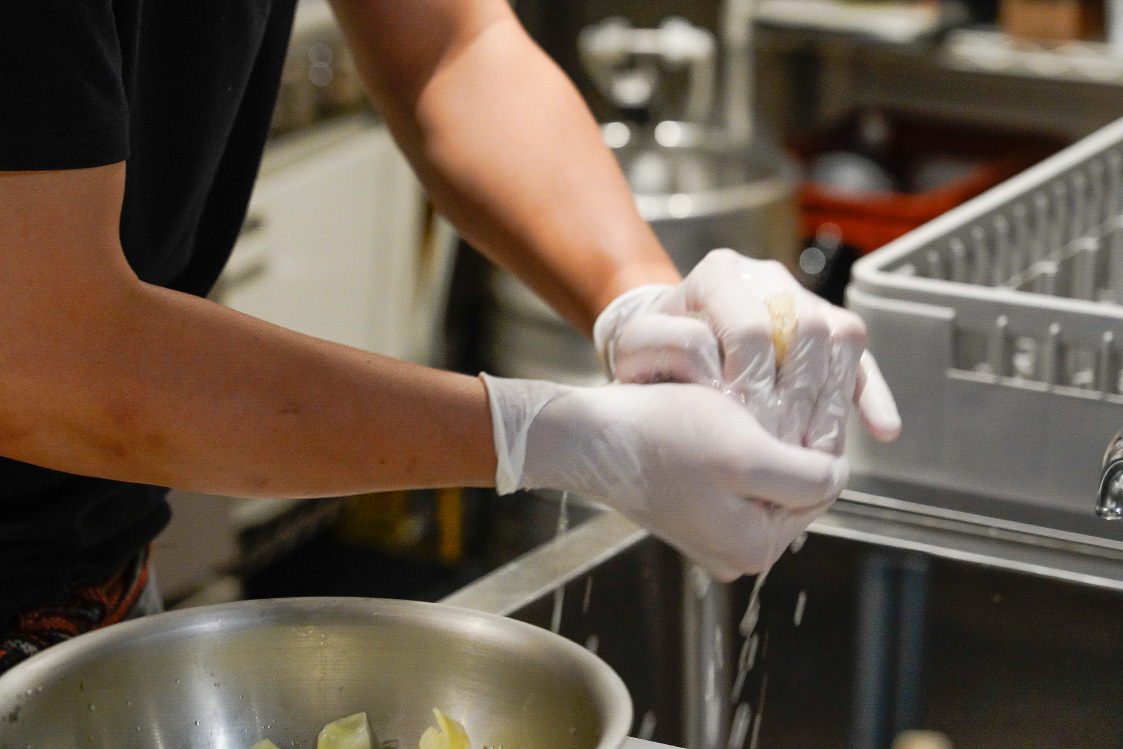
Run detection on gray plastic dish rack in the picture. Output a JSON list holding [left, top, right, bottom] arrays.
[[846, 116, 1123, 543]]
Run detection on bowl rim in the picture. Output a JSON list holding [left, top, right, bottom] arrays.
[[0, 596, 634, 749]]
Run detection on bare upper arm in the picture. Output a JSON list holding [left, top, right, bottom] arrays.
[[0, 163, 135, 287], [0, 164, 141, 384], [327, 0, 516, 113]]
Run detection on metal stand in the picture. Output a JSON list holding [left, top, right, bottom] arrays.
[[683, 565, 733, 749], [849, 549, 932, 749]]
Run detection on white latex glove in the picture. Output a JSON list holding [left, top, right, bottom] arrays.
[[593, 249, 902, 454], [481, 373, 849, 580]]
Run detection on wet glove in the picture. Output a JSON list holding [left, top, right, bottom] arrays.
[[481, 373, 849, 580], [593, 249, 901, 454]]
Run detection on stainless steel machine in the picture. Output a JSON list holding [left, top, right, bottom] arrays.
[[487, 10, 799, 385]]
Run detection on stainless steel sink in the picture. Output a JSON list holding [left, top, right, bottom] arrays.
[[443, 479, 1123, 749]]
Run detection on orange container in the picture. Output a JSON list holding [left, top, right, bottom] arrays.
[[787, 111, 1069, 255], [1000, 0, 1105, 43]]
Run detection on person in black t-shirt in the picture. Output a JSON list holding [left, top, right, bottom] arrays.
[[0, 0, 899, 672]]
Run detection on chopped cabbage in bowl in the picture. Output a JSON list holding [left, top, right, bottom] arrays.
[[250, 708, 472, 749]]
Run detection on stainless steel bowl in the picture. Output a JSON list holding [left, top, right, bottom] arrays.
[[0, 597, 633, 749]]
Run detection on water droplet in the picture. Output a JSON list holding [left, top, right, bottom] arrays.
[[727, 703, 752, 749], [638, 711, 657, 741], [174, 679, 180, 685], [585, 634, 599, 655], [731, 670, 748, 704], [126, 700, 132, 707], [740, 599, 760, 639], [731, 633, 759, 702], [789, 532, 808, 554], [689, 565, 711, 598], [195, 720, 200, 726], [748, 674, 768, 749], [87, 704, 95, 712], [793, 591, 807, 627], [748, 713, 763, 749], [746, 633, 760, 671], [739, 572, 768, 637], [549, 492, 570, 634]]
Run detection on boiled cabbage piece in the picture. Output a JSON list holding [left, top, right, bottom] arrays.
[[419, 708, 472, 749], [317, 712, 376, 749], [248, 706, 472, 749]]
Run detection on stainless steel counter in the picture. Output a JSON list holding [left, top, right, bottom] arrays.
[[818, 476, 1123, 592], [444, 477, 1123, 618], [443, 479, 1123, 749]]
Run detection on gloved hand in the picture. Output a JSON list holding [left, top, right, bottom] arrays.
[[593, 249, 901, 454], [481, 373, 849, 580]]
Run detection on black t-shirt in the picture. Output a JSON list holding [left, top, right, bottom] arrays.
[[0, 0, 299, 627]]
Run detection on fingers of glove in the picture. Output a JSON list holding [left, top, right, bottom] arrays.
[[803, 307, 867, 454], [613, 314, 722, 387], [661, 495, 789, 578], [773, 294, 832, 445], [855, 350, 902, 442], [592, 284, 676, 377], [678, 248, 748, 299], [692, 276, 777, 407], [763, 504, 830, 568], [728, 433, 850, 510], [683, 249, 797, 292], [679, 254, 808, 411]]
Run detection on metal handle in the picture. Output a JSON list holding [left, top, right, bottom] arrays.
[[578, 18, 716, 123], [1097, 429, 1123, 519]]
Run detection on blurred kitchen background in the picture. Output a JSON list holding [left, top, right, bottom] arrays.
[[152, 0, 1123, 747]]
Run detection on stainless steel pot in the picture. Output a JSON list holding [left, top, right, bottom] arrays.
[[0, 597, 632, 749], [613, 121, 800, 271], [487, 121, 799, 384]]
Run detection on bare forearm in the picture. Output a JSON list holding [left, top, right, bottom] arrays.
[[0, 281, 496, 497], [408, 17, 679, 332], [332, 1, 681, 334]]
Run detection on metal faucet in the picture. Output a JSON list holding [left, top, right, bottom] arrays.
[[719, 0, 758, 146], [1097, 430, 1123, 519]]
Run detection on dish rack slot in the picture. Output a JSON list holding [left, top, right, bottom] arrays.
[[846, 117, 1123, 538]]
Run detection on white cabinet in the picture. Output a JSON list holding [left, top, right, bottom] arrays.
[[214, 115, 452, 361], [157, 116, 458, 605]]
